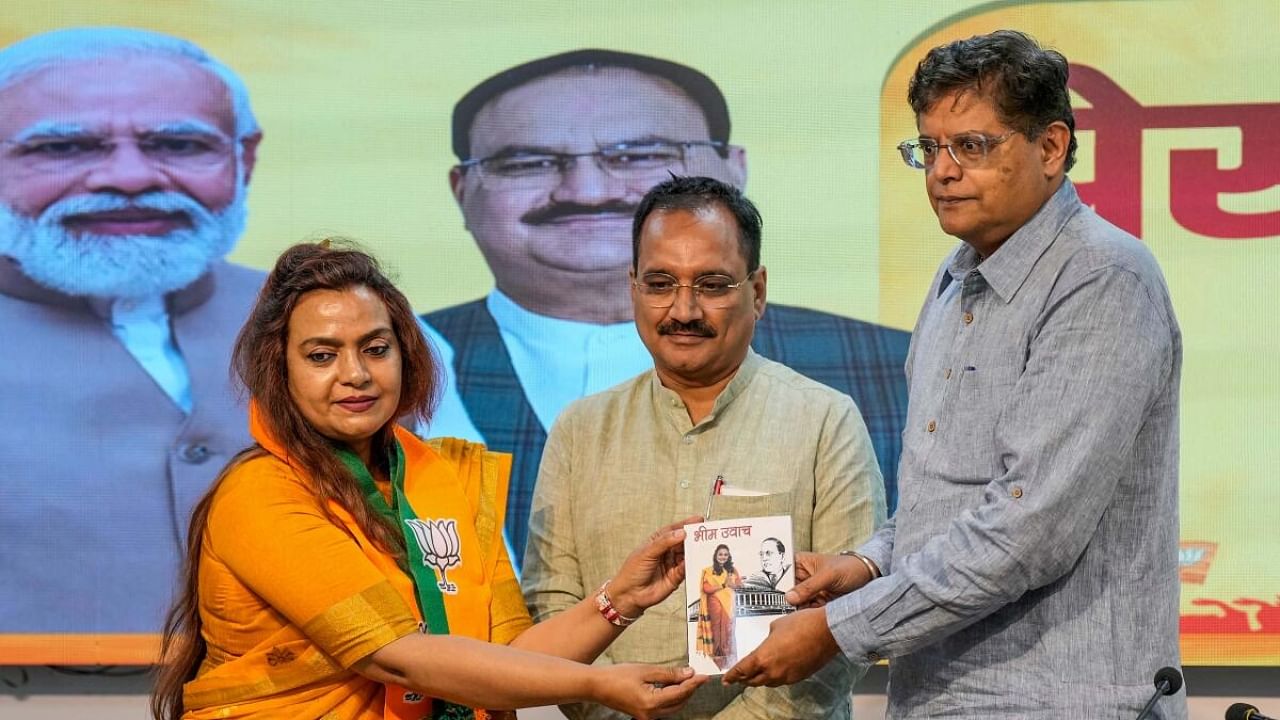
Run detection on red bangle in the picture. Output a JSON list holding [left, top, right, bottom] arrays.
[[594, 581, 639, 627]]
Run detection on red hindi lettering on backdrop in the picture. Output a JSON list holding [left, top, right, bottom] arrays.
[[1180, 596, 1280, 635], [1070, 64, 1280, 239]]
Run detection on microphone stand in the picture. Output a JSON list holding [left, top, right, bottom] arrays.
[[1136, 667, 1183, 720]]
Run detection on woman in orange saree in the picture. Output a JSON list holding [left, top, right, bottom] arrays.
[[152, 242, 705, 720], [696, 544, 741, 670]]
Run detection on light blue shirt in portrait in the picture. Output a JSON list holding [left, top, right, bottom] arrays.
[[421, 288, 653, 437], [110, 295, 192, 413]]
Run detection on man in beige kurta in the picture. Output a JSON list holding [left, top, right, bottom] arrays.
[[523, 176, 885, 719]]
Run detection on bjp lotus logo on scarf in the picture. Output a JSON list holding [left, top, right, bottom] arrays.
[[406, 518, 462, 594]]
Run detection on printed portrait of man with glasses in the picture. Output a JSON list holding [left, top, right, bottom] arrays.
[[0, 27, 265, 635], [421, 49, 910, 565]]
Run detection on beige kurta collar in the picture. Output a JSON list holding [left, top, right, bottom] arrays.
[[649, 349, 763, 433]]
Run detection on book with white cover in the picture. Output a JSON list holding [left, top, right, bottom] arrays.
[[683, 515, 795, 675]]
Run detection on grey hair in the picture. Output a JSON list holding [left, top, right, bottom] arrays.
[[0, 27, 259, 139]]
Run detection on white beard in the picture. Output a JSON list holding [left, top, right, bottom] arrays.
[[0, 181, 247, 299]]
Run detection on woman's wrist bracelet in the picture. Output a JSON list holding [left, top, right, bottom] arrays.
[[594, 580, 640, 627]]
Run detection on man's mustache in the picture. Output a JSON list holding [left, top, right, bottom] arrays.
[[521, 200, 637, 226], [41, 191, 200, 229], [658, 319, 716, 337]]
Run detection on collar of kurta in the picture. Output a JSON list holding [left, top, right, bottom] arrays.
[[0, 255, 218, 319], [650, 348, 763, 429], [944, 178, 1083, 304]]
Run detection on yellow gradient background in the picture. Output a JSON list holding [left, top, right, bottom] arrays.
[[2, 0, 1276, 665], [3, 0, 996, 320]]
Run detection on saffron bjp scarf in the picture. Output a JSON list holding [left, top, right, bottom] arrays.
[[335, 439, 496, 720]]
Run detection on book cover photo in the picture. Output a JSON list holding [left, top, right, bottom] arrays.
[[683, 515, 795, 675]]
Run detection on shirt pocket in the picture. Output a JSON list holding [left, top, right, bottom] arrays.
[[944, 362, 1023, 483], [955, 362, 1021, 421], [707, 491, 794, 522]]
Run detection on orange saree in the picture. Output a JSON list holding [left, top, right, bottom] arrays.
[[181, 405, 531, 719], [695, 567, 740, 670]]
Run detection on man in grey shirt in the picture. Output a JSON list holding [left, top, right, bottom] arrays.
[[726, 30, 1187, 718]]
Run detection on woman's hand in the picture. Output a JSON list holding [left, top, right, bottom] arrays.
[[608, 516, 701, 618], [589, 664, 707, 720]]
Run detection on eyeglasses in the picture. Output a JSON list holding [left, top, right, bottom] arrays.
[[896, 130, 1018, 170], [1, 132, 234, 173], [633, 270, 755, 309], [459, 140, 726, 191]]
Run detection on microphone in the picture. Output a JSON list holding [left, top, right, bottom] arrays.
[[1135, 666, 1183, 720], [1227, 702, 1279, 720]]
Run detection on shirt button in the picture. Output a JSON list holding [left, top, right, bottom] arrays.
[[1011, 486, 1023, 499], [179, 443, 210, 464], [963, 312, 974, 325], [944, 368, 952, 379], [926, 420, 937, 433], [683, 435, 694, 445], [671, 399, 681, 408], [679, 480, 690, 489]]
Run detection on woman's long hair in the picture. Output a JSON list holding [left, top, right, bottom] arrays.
[[711, 543, 735, 575], [151, 241, 441, 720]]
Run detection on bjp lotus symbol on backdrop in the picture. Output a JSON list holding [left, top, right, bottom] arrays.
[[406, 518, 462, 593]]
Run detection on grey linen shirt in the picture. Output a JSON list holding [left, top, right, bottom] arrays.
[[827, 180, 1187, 718], [525, 350, 886, 719]]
